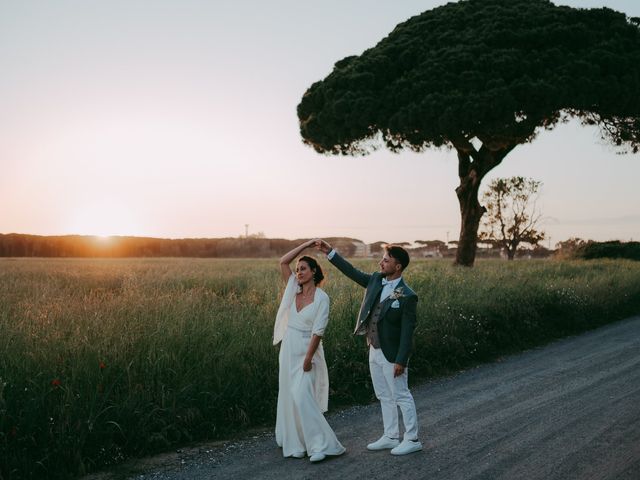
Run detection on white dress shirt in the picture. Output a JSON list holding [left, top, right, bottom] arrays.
[[380, 276, 402, 302]]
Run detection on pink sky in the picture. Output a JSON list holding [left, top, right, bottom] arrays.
[[1, 0, 639, 245]]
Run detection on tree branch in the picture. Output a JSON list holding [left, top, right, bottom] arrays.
[[452, 137, 481, 180]]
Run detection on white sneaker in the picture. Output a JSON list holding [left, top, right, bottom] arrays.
[[390, 439, 423, 456], [367, 435, 400, 451]]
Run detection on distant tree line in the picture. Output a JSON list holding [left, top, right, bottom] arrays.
[[0, 234, 362, 258], [2, 233, 636, 260]]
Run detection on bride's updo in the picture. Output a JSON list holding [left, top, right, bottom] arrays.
[[298, 255, 325, 285]]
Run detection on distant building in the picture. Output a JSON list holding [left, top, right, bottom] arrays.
[[352, 241, 370, 257], [421, 247, 443, 258]]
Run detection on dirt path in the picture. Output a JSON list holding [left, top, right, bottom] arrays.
[[93, 315, 640, 480]]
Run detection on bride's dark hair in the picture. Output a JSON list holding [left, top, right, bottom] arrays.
[[298, 255, 325, 285]]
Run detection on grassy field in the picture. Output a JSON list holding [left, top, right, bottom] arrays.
[[1, 257, 640, 479]]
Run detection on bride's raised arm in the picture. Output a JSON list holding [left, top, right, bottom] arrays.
[[279, 239, 316, 282]]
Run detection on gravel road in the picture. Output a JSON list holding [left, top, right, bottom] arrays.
[[92, 315, 640, 480]]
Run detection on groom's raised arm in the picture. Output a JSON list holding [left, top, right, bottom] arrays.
[[329, 251, 371, 288], [315, 239, 371, 287]]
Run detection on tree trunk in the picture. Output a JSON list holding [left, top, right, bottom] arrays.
[[506, 247, 516, 260], [455, 171, 485, 266], [452, 140, 516, 266]]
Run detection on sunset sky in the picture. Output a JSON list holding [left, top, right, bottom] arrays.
[[1, 0, 639, 246]]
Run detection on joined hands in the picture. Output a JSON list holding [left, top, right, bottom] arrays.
[[313, 238, 332, 254]]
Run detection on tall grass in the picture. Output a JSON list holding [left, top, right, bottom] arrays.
[[1, 257, 639, 479]]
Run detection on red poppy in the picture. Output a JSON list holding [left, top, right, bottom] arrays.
[[51, 378, 61, 387], [99, 362, 106, 370]]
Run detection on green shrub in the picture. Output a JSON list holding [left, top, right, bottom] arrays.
[[572, 241, 640, 260]]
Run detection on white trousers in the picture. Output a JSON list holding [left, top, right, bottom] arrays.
[[369, 346, 419, 441]]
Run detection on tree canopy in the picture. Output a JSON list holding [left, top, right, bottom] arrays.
[[298, 0, 640, 266], [298, 0, 640, 155]]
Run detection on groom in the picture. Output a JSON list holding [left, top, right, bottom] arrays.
[[316, 239, 422, 455]]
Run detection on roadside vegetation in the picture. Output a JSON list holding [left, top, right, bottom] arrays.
[[1, 257, 639, 479]]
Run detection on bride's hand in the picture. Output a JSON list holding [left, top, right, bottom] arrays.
[[303, 358, 312, 372]]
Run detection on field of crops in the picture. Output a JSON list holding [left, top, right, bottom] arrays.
[[1, 257, 639, 479]]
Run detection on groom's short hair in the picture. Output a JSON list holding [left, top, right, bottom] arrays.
[[385, 245, 410, 270]]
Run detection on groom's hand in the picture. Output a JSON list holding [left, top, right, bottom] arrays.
[[314, 239, 332, 254], [394, 364, 405, 377]]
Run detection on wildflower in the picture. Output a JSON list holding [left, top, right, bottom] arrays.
[[99, 362, 106, 370], [51, 378, 61, 387]]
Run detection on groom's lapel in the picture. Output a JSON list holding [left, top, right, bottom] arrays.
[[379, 296, 394, 320], [368, 280, 383, 311]]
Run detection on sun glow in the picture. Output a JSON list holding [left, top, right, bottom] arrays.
[[66, 200, 141, 237], [93, 234, 113, 244]]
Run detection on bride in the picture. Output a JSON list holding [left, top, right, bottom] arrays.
[[273, 239, 345, 463]]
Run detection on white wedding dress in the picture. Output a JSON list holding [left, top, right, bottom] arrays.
[[273, 275, 345, 458]]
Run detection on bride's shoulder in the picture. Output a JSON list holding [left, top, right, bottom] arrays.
[[315, 288, 330, 303]]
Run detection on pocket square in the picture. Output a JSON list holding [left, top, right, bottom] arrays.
[[391, 300, 400, 308]]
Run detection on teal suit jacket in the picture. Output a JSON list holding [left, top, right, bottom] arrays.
[[329, 251, 418, 366]]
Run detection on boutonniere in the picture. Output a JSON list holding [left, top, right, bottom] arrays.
[[388, 287, 405, 301]]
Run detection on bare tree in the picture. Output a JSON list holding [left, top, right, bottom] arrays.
[[479, 177, 546, 260]]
